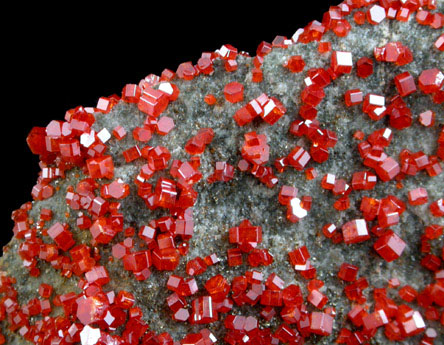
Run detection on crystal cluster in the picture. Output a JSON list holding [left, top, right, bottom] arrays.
[[1, 1, 443, 344]]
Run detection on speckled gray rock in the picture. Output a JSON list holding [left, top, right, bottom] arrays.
[[1, 3, 443, 345]]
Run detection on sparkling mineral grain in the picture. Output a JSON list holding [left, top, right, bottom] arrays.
[[1, 1, 444, 345]]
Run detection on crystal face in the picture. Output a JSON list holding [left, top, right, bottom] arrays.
[[2, 2, 444, 345]]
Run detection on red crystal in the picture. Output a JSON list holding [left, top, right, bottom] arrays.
[[152, 248, 180, 271], [122, 84, 141, 103], [224, 82, 244, 103], [287, 146, 311, 170], [189, 296, 217, 324], [47, 222, 75, 251], [185, 128, 214, 155], [241, 132, 269, 165], [342, 219, 370, 244], [207, 162, 235, 183], [156, 116, 175, 136], [418, 68, 444, 94], [138, 87, 169, 117], [310, 312, 333, 336], [375, 156, 400, 182], [227, 248, 243, 267], [204, 274, 230, 303], [186, 257, 207, 276], [394, 71, 417, 97], [435, 33, 444, 51], [308, 289, 328, 309], [331, 51, 353, 74], [367, 4, 386, 24], [430, 199, 444, 217], [284, 56, 305, 73], [301, 85, 325, 107], [204, 94, 216, 105], [229, 220, 262, 248], [408, 187, 428, 205], [418, 110, 435, 127], [344, 89, 363, 106], [374, 230, 406, 262], [399, 285, 418, 302], [338, 263, 359, 282], [356, 57, 374, 78], [86, 156, 114, 180], [176, 62, 197, 81]]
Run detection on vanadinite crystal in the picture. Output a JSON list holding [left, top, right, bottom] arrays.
[[2, 2, 444, 345]]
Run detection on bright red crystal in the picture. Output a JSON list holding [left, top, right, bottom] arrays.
[[394, 71, 417, 97], [318, 41, 331, 54], [301, 85, 325, 107], [430, 199, 444, 217], [354, 11, 366, 24], [375, 156, 400, 182], [342, 219, 370, 244], [344, 89, 363, 106], [38, 283, 53, 298], [176, 62, 197, 81], [435, 33, 444, 51], [287, 146, 310, 170], [310, 312, 333, 336], [101, 179, 130, 200], [133, 126, 152, 142], [185, 128, 214, 155], [363, 93, 386, 121], [252, 67, 263, 82], [284, 55, 305, 73], [89, 218, 116, 244], [138, 87, 169, 117], [76, 295, 107, 325], [204, 94, 217, 105], [224, 82, 244, 103], [26, 127, 47, 155], [278, 186, 298, 206], [260, 95, 286, 125], [227, 248, 243, 267], [122, 84, 141, 103], [189, 296, 218, 324], [112, 125, 127, 140], [408, 187, 428, 205], [425, 224, 443, 240], [331, 51, 353, 74], [229, 220, 262, 249], [47, 222, 75, 251], [241, 132, 269, 165], [418, 68, 444, 94], [356, 57, 374, 78], [86, 156, 114, 180], [352, 171, 377, 190], [308, 289, 328, 309], [338, 263, 359, 282], [367, 4, 386, 24], [152, 248, 180, 271], [374, 230, 406, 262], [322, 223, 337, 239], [155, 116, 175, 136], [399, 285, 418, 302], [418, 110, 435, 127], [286, 197, 308, 223]]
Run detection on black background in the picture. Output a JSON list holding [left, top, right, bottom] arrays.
[[2, 1, 334, 248]]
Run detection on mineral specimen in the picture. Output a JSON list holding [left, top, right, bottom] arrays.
[[1, 1, 444, 344]]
